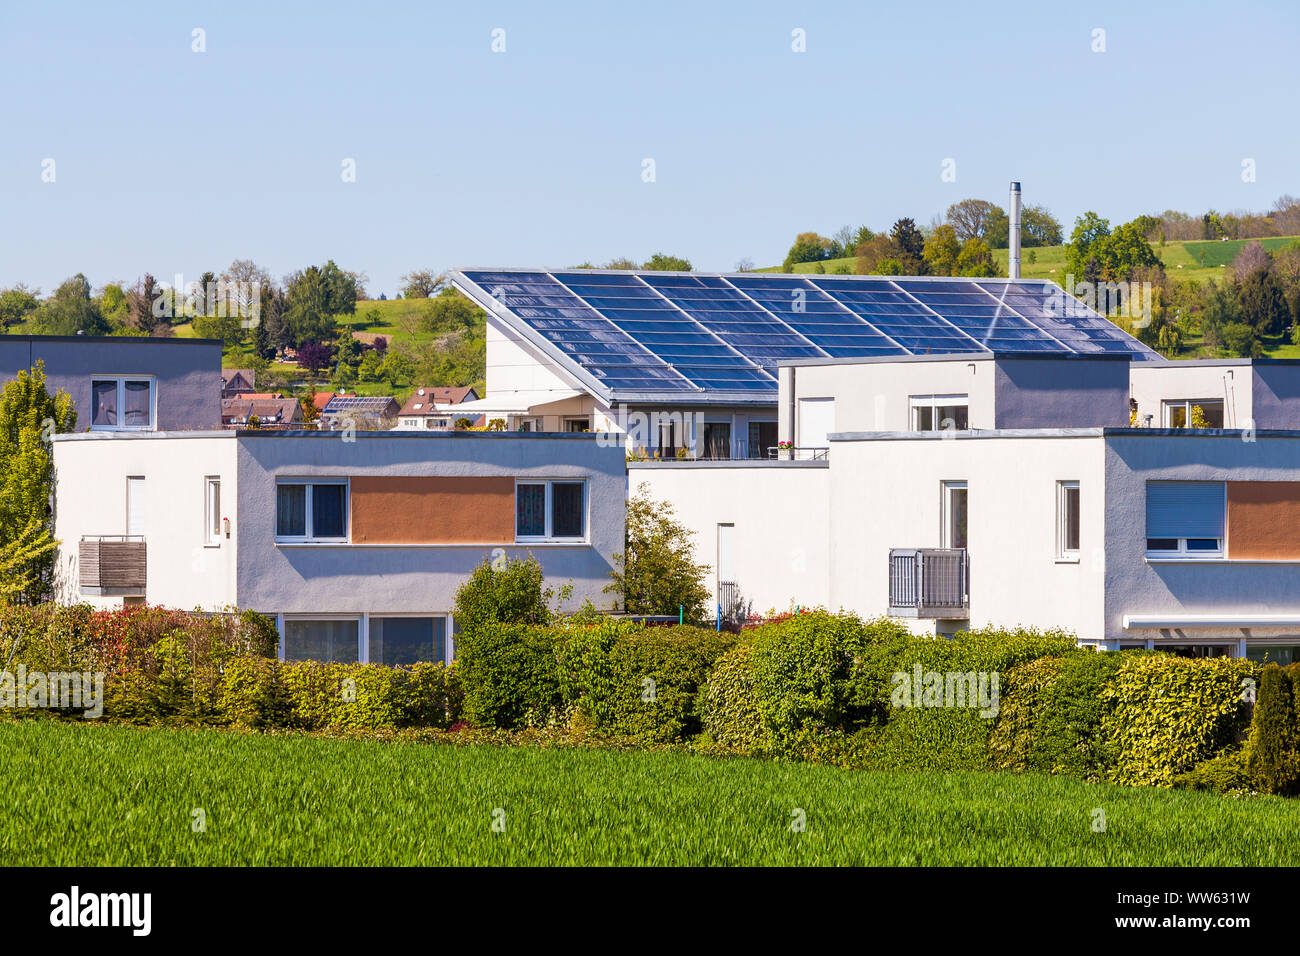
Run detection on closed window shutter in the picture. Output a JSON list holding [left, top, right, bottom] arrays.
[[1146, 482, 1225, 538]]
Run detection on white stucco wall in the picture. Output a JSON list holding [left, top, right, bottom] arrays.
[[827, 432, 1108, 638], [627, 461, 830, 614], [52, 432, 239, 610], [486, 318, 584, 395], [1129, 362, 1251, 427]]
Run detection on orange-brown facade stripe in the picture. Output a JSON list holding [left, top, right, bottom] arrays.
[[350, 476, 516, 544], [1227, 481, 1300, 560]]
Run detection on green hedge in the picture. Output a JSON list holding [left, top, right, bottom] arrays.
[[1102, 655, 1257, 787]]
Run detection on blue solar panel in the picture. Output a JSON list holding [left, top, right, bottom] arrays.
[[454, 270, 1159, 396]]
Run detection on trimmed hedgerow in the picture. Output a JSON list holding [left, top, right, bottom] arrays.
[[1173, 750, 1254, 794], [697, 642, 766, 754], [988, 656, 1065, 772], [1245, 664, 1300, 795], [1102, 655, 1258, 787], [456, 623, 564, 729]]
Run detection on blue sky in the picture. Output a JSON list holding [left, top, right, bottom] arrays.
[[1, 0, 1297, 296]]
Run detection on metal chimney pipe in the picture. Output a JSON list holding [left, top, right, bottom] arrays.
[[1009, 181, 1022, 280]]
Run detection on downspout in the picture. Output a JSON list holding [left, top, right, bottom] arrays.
[[787, 366, 797, 448]]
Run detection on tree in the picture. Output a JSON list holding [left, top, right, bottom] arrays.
[[296, 341, 334, 375], [454, 554, 562, 631], [1199, 280, 1241, 350], [358, 350, 383, 382], [945, 199, 1000, 241], [889, 218, 926, 274], [1246, 665, 1300, 795], [128, 274, 164, 336], [605, 483, 711, 622], [258, 284, 291, 355], [923, 224, 961, 276], [0, 284, 39, 329], [400, 269, 444, 299], [1020, 204, 1064, 246], [1232, 241, 1273, 284], [30, 274, 109, 336], [1239, 267, 1289, 336], [1221, 321, 1261, 358], [1066, 212, 1111, 281], [380, 349, 415, 388], [0, 362, 77, 603], [420, 288, 480, 335], [782, 233, 833, 271], [1093, 221, 1162, 282], [956, 238, 999, 277], [220, 259, 273, 316], [643, 253, 692, 272], [283, 260, 359, 348]]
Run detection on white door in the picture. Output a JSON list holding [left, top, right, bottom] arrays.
[[798, 398, 835, 449], [126, 476, 146, 536]]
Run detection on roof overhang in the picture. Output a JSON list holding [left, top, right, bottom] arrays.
[[450, 390, 584, 415], [1123, 613, 1300, 629]]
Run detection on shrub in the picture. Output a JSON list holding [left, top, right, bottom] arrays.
[[1031, 650, 1124, 779], [1245, 664, 1300, 794], [1102, 656, 1257, 787], [560, 621, 736, 743], [698, 643, 766, 753], [1173, 750, 1254, 795], [988, 656, 1064, 772], [453, 555, 560, 632], [456, 623, 564, 729], [222, 656, 295, 729]]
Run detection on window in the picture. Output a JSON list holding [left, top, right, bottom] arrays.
[[942, 481, 968, 549], [1145, 481, 1224, 557], [746, 421, 778, 459], [284, 619, 359, 663], [658, 420, 678, 457], [564, 417, 591, 433], [518, 418, 540, 432], [912, 395, 969, 432], [702, 422, 731, 460], [205, 477, 222, 545], [91, 377, 154, 430], [369, 617, 446, 666], [1163, 399, 1225, 429], [515, 480, 586, 540], [276, 480, 348, 542], [1057, 481, 1080, 558]]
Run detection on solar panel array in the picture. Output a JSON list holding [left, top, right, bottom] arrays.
[[456, 270, 1156, 396]]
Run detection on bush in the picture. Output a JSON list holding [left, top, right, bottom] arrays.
[[453, 555, 559, 632], [1029, 650, 1124, 779], [1103, 656, 1257, 787], [988, 656, 1064, 772], [456, 624, 564, 729], [1173, 750, 1254, 795], [222, 656, 295, 729], [560, 621, 735, 743], [1245, 664, 1300, 794], [698, 642, 766, 753]]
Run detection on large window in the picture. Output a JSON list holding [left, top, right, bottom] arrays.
[[1057, 481, 1080, 559], [369, 617, 446, 667], [91, 377, 154, 430], [284, 619, 359, 663], [1164, 399, 1225, 429], [1146, 481, 1224, 557], [516, 480, 586, 541], [912, 395, 969, 432], [276, 480, 348, 542], [702, 422, 731, 460]]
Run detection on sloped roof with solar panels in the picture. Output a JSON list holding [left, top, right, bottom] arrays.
[[449, 268, 1159, 404]]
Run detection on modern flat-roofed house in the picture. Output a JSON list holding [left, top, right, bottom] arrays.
[[1129, 358, 1300, 430], [395, 386, 481, 430], [448, 269, 1157, 454], [0, 335, 223, 431], [630, 349, 1300, 661], [52, 430, 623, 665]]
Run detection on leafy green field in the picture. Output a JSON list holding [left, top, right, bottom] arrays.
[[3, 719, 1297, 866]]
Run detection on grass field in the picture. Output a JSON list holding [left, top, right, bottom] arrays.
[[3, 719, 1298, 866]]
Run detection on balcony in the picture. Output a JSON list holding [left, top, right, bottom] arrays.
[[79, 535, 146, 596], [888, 548, 969, 618]]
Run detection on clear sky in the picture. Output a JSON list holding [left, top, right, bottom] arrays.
[[1, 0, 1297, 296]]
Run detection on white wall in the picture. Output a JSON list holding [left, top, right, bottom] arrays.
[[628, 462, 830, 614], [1130, 363, 1250, 427], [486, 318, 584, 395], [52, 433, 239, 610], [828, 433, 1108, 638]]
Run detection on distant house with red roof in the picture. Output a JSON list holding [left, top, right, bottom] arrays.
[[395, 386, 481, 430]]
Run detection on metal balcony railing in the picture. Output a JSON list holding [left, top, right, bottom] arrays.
[[888, 548, 969, 618], [79, 535, 146, 595], [766, 446, 829, 461]]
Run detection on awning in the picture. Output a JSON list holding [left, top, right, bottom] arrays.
[[1124, 614, 1300, 629], [448, 390, 583, 415]]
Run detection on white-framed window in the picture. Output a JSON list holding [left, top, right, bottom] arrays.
[[369, 616, 448, 666], [1057, 480, 1080, 559], [275, 478, 348, 543], [912, 394, 969, 432], [1163, 399, 1225, 429], [91, 376, 155, 430], [280, 613, 451, 665], [204, 476, 222, 546], [941, 480, 968, 549], [515, 479, 587, 541], [1145, 481, 1225, 558]]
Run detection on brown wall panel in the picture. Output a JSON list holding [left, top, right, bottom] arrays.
[[350, 476, 516, 544], [1227, 481, 1300, 559]]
